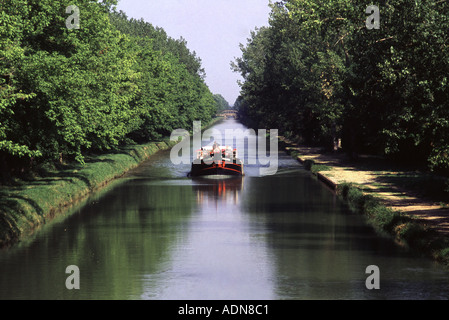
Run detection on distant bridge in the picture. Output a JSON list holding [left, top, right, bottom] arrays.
[[218, 109, 238, 119]]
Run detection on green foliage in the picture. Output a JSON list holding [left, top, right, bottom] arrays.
[[109, 10, 206, 79], [310, 164, 331, 173], [0, 0, 216, 179], [397, 222, 431, 250], [0, 138, 176, 247], [346, 0, 449, 169], [213, 94, 230, 112], [108, 10, 217, 141], [233, 1, 353, 148], [234, 0, 449, 173], [0, 0, 40, 160], [337, 183, 412, 234]]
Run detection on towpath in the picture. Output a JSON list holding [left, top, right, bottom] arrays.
[[281, 138, 449, 236]]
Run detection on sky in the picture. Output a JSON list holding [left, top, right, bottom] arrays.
[[116, 0, 272, 106]]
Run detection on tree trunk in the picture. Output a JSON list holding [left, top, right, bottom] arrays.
[[1, 154, 9, 184]]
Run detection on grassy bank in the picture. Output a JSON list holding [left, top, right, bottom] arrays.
[[0, 139, 179, 248], [0, 117, 224, 248], [336, 183, 449, 266], [280, 138, 449, 267]]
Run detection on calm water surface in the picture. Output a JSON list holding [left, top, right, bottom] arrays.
[[1, 119, 448, 300]]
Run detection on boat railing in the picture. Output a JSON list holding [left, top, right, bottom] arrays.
[[195, 146, 238, 161]]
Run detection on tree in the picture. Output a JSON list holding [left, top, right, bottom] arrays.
[[0, 0, 216, 179], [213, 94, 230, 112], [234, 0, 449, 173], [0, 0, 41, 167], [346, 0, 449, 170], [109, 11, 217, 140], [233, 0, 352, 148]]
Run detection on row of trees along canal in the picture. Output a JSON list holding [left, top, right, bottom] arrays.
[[0, 0, 231, 182], [233, 0, 449, 177]]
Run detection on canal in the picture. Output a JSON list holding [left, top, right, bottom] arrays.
[[0, 119, 448, 300]]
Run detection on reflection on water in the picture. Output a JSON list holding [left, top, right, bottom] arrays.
[[0, 176, 197, 300], [193, 176, 244, 206], [141, 174, 275, 300], [0, 119, 449, 300]]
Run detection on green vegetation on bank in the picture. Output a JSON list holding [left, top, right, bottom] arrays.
[[233, 0, 449, 179], [213, 94, 231, 112], [336, 183, 449, 267], [1, 0, 224, 183], [0, 0, 229, 246], [0, 138, 177, 248], [281, 139, 449, 266], [0, 115, 222, 247]]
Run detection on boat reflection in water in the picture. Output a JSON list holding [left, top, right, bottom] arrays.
[[192, 175, 244, 206]]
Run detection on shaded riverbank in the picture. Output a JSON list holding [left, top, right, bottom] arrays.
[[0, 118, 224, 248], [0, 139, 179, 248], [279, 137, 449, 267]]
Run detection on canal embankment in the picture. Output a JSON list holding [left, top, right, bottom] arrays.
[[279, 137, 449, 267], [0, 118, 224, 248], [0, 139, 179, 248]]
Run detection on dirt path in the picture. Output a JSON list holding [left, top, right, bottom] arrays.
[[282, 139, 449, 236]]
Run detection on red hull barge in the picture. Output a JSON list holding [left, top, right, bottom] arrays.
[[190, 145, 244, 177]]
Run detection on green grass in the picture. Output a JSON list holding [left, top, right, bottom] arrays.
[[310, 164, 331, 173], [300, 158, 331, 173], [0, 117, 223, 248], [0, 118, 223, 247], [440, 202, 449, 209], [337, 182, 449, 267], [0, 139, 177, 248]]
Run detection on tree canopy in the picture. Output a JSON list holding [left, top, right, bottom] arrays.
[[233, 0, 449, 173], [1, 0, 222, 178], [213, 94, 231, 112]]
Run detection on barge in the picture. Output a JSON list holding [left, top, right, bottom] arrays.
[[190, 143, 244, 177]]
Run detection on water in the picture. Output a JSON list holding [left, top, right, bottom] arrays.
[[0, 119, 448, 300]]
